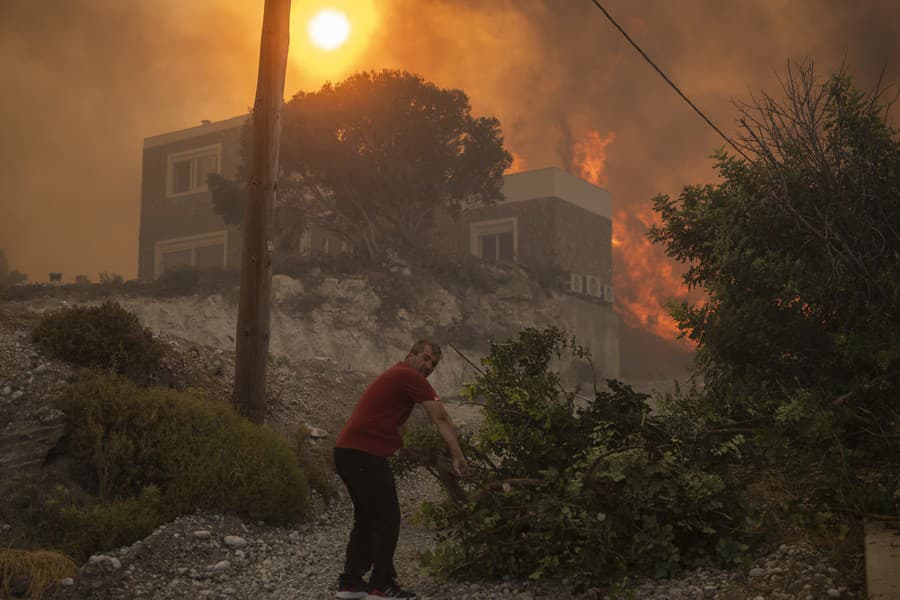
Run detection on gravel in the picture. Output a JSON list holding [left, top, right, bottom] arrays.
[[40, 468, 865, 600], [0, 301, 867, 599]]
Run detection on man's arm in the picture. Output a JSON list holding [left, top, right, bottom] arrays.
[[421, 399, 468, 477]]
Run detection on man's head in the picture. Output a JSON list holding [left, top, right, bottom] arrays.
[[404, 339, 442, 378]]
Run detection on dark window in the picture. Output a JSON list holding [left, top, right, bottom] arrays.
[[195, 244, 224, 268], [172, 160, 191, 194], [479, 231, 514, 262], [195, 155, 217, 189], [497, 231, 514, 261], [480, 234, 498, 261], [162, 249, 191, 272]]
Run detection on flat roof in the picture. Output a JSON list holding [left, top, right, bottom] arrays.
[[143, 115, 248, 149], [501, 167, 612, 219]]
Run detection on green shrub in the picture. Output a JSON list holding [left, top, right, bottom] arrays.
[[55, 373, 309, 526], [31, 301, 164, 384], [398, 327, 758, 591], [33, 485, 163, 562]]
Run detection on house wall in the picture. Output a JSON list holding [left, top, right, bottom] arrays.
[[137, 117, 247, 280], [553, 198, 613, 282], [557, 294, 620, 381], [443, 196, 613, 283]]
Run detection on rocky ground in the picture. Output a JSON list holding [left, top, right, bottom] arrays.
[[0, 300, 867, 599]]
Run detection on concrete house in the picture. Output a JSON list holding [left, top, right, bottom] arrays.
[[137, 116, 619, 376]]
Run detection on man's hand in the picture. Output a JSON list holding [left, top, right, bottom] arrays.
[[451, 455, 469, 478]]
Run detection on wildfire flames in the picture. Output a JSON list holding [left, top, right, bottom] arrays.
[[571, 129, 695, 347], [506, 150, 528, 174], [573, 130, 616, 187]]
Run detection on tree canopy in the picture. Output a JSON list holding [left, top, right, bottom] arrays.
[[0, 249, 27, 288], [649, 62, 900, 462], [213, 70, 512, 262]]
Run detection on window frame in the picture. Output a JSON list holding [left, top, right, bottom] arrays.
[[469, 217, 518, 262], [165, 144, 222, 198], [154, 230, 228, 278]]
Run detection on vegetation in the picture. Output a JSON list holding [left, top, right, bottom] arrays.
[[648, 61, 900, 512], [399, 328, 758, 592], [24, 373, 309, 561], [0, 549, 76, 599], [211, 69, 512, 262], [0, 248, 27, 288], [31, 301, 165, 384]]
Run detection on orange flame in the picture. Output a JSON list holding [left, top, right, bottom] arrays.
[[573, 130, 616, 187], [612, 208, 694, 345], [506, 150, 527, 174], [571, 129, 695, 348]]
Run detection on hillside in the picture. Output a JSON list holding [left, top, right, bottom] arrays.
[[0, 290, 864, 599]]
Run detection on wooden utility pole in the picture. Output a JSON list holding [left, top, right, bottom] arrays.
[[234, 0, 291, 423]]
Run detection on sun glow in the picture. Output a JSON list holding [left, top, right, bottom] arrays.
[[308, 9, 351, 50], [290, 1, 378, 79]]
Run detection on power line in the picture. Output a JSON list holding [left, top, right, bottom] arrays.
[[588, 0, 751, 162]]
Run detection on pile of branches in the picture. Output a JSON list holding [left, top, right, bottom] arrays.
[[395, 328, 757, 591]]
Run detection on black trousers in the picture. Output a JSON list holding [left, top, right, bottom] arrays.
[[334, 447, 401, 588]]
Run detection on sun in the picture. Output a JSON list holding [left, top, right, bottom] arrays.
[[288, 1, 377, 80], [308, 9, 351, 51]]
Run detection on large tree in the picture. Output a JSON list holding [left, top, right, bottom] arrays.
[[213, 70, 512, 262], [649, 62, 900, 449]]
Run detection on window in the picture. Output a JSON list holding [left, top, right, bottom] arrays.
[[166, 145, 221, 197], [470, 217, 517, 262], [154, 231, 227, 278]]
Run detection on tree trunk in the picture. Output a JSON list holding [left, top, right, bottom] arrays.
[[233, 0, 291, 424]]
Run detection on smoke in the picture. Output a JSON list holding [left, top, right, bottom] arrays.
[[0, 0, 265, 282], [1, 1, 897, 323]]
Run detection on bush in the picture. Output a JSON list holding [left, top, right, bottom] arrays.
[[31, 301, 164, 384], [36, 373, 309, 560], [399, 327, 758, 591], [0, 548, 76, 599], [148, 266, 240, 299], [32, 485, 163, 562]]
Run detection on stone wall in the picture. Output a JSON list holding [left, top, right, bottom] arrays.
[[118, 269, 619, 398]]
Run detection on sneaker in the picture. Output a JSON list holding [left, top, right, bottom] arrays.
[[366, 581, 417, 599], [336, 577, 368, 599]]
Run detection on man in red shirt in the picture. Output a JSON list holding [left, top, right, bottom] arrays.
[[334, 340, 467, 600]]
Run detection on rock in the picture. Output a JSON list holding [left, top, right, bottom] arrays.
[[224, 535, 247, 549], [749, 567, 766, 577], [212, 560, 231, 572], [86, 554, 122, 573], [193, 530, 213, 540]]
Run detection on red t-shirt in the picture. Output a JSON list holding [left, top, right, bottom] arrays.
[[335, 362, 438, 457]]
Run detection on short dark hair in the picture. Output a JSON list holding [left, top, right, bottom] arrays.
[[409, 339, 442, 358]]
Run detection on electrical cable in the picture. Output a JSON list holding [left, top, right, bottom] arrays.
[[588, 0, 751, 162]]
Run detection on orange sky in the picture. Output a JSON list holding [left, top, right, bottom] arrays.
[[1, 0, 898, 345]]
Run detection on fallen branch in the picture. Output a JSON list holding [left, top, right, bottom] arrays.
[[396, 446, 468, 502]]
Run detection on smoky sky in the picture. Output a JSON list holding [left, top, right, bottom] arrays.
[[1, 0, 898, 289]]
